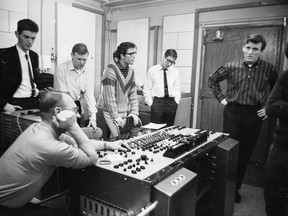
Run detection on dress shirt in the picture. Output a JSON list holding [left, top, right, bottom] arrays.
[[54, 60, 97, 121], [208, 58, 278, 106], [13, 45, 36, 98], [143, 64, 181, 107]]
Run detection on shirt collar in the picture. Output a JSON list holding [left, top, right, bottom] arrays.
[[67, 60, 85, 74], [159, 64, 169, 72], [116, 61, 128, 70], [16, 44, 29, 57], [242, 58, 260, 68]]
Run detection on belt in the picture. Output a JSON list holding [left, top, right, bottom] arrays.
[[227, 102, 262, 109], [154, 96, 174, 99]]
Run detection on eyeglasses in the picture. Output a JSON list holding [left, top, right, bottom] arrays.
[[125, 52, 137, 57], [61, 107, 79, 114], [165, 57, 176, 65]]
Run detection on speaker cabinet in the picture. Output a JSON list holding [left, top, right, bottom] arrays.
[[152, 167, 198, 216], [212, 137, 239, 216]]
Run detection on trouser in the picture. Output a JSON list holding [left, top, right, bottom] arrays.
[[9, 96, 40, 110], [74, 100, 82, 126], [0, 203, 68, 216], [264, 145, 288, 216], [150, 97, 178, 127], [223, 103, 262, 190], [103, 110, 128, 139]]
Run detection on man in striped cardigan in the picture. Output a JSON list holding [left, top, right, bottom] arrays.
[[101, 42, 140, 138]]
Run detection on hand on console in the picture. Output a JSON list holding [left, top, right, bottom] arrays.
[[106, 140, 130, 152]]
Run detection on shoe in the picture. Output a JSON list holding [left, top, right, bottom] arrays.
[[235, 190, 241, 203]]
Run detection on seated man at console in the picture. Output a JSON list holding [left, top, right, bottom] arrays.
[[0, 91, 128, 216]]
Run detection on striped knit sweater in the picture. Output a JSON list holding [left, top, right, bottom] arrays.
[[101, 62, 138, 119]]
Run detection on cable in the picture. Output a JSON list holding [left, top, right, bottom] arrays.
[[16, 112, 25, 133]]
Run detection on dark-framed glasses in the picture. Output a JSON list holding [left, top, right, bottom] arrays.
[[126, 52, 137, 57]]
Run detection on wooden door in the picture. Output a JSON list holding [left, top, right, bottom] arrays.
[[197, 25, 283, 163]]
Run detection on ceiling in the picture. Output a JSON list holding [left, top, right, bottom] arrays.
[[92, 0, 192, 9]]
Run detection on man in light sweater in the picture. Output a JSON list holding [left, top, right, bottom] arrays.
[[101, 42, 141, 138], [0, 91, 127, 215]]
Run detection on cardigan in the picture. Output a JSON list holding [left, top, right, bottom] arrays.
[[101, 63, 138, 119]]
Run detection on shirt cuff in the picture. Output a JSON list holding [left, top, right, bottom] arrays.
[[90, 113, 97, 121]]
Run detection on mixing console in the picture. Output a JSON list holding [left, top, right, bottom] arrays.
[[95, 126, 227, 181], [0, 111, 237, 216], [69, 125, 237, 216]]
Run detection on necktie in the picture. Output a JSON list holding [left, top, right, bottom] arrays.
[[25, 54, 35, 97], [163, 68, 169, 97]]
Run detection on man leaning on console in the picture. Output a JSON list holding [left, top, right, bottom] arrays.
[[0, 19, 129, 216]]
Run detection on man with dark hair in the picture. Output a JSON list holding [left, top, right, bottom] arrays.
[[143, 49, 181, 126], [0, 19, 40, 112], [54, 43, 98, 130], [264, 42, 288, 216], [0, 91, 127, 216], [208, 33, 278, 203], [102, 42, 141, 138]]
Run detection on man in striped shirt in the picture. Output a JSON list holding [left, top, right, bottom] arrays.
[[208, 33, 278, 203]]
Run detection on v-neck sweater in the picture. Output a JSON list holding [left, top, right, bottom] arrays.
[[101, 63, 138, 119]]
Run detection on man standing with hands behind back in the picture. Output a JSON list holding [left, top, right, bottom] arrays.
[[143, 49, 181, 127], [0, 19, 40, 112], [54, 43, 98, 130], [208, 33, 278, 203]]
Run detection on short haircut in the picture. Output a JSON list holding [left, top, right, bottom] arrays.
[[72, 43, 89, 55], [115, 42, 137, 59], [244, 33, 266, 51], [17, 19, 39, 34], [164, 49, 178, 59], [40, 91, 64, 115]]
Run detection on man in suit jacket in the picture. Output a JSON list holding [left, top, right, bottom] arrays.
[[0, 19, 40, 112]]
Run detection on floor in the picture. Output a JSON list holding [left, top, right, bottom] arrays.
[[233, 161, 266, 216], [233, 184, 266, 216]]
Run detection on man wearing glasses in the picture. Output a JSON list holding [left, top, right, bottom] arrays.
[[101, 42, 141, 138], [0, 91, 128, 215], [143, 49, 181, 126]]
